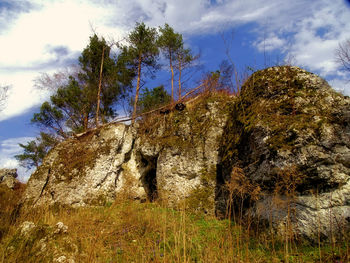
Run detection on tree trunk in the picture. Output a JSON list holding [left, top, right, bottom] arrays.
[[178, 56, 182, 100], [169, 50, 174, 102], [132, 55, 142, 124], [83, 112, 89, 132], [95, 46, 105, 127]]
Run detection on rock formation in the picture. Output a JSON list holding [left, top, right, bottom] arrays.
[[218, 66, 350, 240], [23, 94, 229, 216], [21, 66, 350, 240], [0, 168, 19, 189]]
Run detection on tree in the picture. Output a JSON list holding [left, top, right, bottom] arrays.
[[174, 46, 197, 100], [336, 39, 350, 73], [32, 34, 134, 136], [120, 22, 159, 123], [15, 132, 58, 169], [31, 101, 66, 138], [78, 34, 125, 127], [137, 85, 171, 114], [158, 24, 183, 102]]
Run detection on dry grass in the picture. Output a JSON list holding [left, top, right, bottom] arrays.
[[0, 183, 26, 241], [0, 192, 349, 263]]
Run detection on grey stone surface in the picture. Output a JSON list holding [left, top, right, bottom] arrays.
[[0, 168, 18, 189], [218, 66, 350, 240]]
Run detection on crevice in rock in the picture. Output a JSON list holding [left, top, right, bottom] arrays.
[[140, 155, 158, 202], [214, 163, 226, 218], [34, 168, 51, 206]]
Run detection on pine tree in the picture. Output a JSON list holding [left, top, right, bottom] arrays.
[[137, 85, 171, 114], [175, 46, 196, 100], [32, 34, 134, 136], [120, 22, 159, 123], [15, 132, 58, 169], [78, 34, 123, 127], [158, 24, 183, 102], [31, 101, 66, 137]]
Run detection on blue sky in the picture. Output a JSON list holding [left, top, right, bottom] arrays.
[[1, 0, 350, 181]]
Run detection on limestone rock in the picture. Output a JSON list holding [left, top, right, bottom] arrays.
[[23, 123, 142, 207], [19, 221, 36, 237], [0, 168, 18, 189], [54, 222, 68, 235], [218, 66, 350, 240]]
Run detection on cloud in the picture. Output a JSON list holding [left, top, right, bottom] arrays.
[[286, 0, 350, 77], [0, 0, 36, 34], [0, 137, 35, 182], [254, 33, 286, 52], [0, 0, 113, 121], [328, 78, 350, 95], [0, 72, 51, 121]]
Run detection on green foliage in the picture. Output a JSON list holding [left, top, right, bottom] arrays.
[[32, 34, 134, 137], [78, 34, 133, 121], [15, 132, 58, 169], [175, 46, 194, 67], [121, 22, 159, 73], [157, 24, 183, 58], [119, 22, 160, 120], [31, 102, 65, 137], [50, 76, 91, 133], [137, 85, 171, 113], [158, 23, 185, 100]]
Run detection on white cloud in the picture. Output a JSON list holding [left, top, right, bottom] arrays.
[[0, 72, 51, 121], [0, 137, 36, 182], [254, 33, 286, 52], [328, 78, 350, 95], [285, 0, 350, 76]]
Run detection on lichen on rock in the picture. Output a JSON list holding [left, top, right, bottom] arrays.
[[0, 168, 19, 189], [217, 66, 350, 240]]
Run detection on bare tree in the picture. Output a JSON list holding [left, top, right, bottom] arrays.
[[221, 31, 242, 95], [34, 66, 80, 92], [336, 39, 350, 73]]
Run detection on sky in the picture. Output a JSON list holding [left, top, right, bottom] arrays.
[[0, 0, 350, 182]]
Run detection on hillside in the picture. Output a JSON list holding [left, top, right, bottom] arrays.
[[1, 66, 349, 262]]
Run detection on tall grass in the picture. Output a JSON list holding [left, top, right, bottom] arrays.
[[1, 192, 349, 262]]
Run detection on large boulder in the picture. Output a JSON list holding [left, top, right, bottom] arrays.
[[0, 168, 19, 189], [218, 66, 350, 240]]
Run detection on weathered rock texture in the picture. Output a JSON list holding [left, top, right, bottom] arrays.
[[0, 168, 19, 189], [218, 66, 350, 240], [22, 66, 350, 240], [23, 94, 229, 216]]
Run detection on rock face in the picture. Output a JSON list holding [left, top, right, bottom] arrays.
[[22, 66, 350, 240], [0, 168, 19, 189], [23, 94, 229, 215], [218, 66, 350, 240]]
